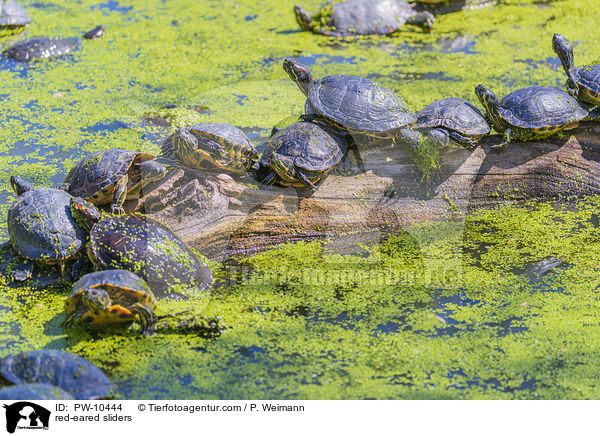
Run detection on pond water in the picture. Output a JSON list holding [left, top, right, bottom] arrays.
[[1, 0, 600, 399]]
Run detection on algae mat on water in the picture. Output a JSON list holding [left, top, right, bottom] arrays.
[[1, 0, 600, 398]]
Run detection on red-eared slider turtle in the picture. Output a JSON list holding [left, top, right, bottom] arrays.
[[283, 58, 421, 148], [0, 0, 31, 36], [0, 350, 113, 400], [63, 148, 166, 214], [158, 123, 258, 175], [0, 383, 74, 400], [254, 121, 347, 190], [415, 97, 490, 149], [553, 33, 600, 106], [475, 85, 590, 149], [4, 37, 80, 62], [7, 176, 85, 281], [70, 197, 212, 299], [294, 0, 434, 37], [63, 269, 158, 335]]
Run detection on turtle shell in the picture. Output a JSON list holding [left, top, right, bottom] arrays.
[[88, 215, 212, 298], [262, 122, 346, 185], [498, 86, 589, 129], [308, 74, 416, 137], [415, 97, 490, 137], [571, 65, 600, 103], [312, 0, 416, 37], [0, 383, 74, 400], [66, 269, 156, 325], [4, 37, 80, 62], [8, 187, 85, 262], [0, 350, 113, 400], [161, 123, 258, 173], [64, 149, 153, 205], [0, 0, 31, 27]]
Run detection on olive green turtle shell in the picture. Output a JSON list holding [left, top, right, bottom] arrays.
[[415, 97, 490, 137]]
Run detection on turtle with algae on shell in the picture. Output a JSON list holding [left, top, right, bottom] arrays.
[[0, 0, 31, 36], [63, 269, 158, 335], [4, 37, 80, 62], [158, 123, 258, 175], [7, 176, 86, 281], [63, 148, 166, 214], [475, 85, 591, 149], [294, 0, 434, 37], [0, 350, 113, 400], [0, 383, 74, 400], [70, 196, 213, 299]]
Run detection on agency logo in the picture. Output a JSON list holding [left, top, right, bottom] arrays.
[[2, 402, 50, 434]]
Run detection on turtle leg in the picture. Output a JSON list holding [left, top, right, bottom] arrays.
[[11, 258, 34, 281], [62, 308, 88, 329], [154, 154, 181, 171], [131, 303, 158, 336], [491, 128, 513, 151], [406, 11, 435, 32], [294, 167, 318, 191], [111, 174, 128, 215], [346, 135, 365, 173]]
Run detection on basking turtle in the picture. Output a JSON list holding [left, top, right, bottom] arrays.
[[159, 124, 258, 175], [283, 58, 422, 148], [294, 0, 434, 37], [0, 383, 74, 400], [63, 148, 166, 214], [7, 176, 85, 281], [475, 85, 589, 149], [70, 196, 212, 299], [255, 121, 347, 190], [0, 350, 113, 400], [0, 0, 31, 36], [553, 33, 600, 106], [63, 269, 158, 335], [4, 37, 80, 62], [415, 97, 490, 149]]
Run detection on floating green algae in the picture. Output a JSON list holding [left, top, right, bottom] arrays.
[[1, 0, 600, 399]]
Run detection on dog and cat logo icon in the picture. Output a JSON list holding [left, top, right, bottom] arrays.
[[2, 402, 50, 433]]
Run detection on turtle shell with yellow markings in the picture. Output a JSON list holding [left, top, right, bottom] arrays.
[[63, 269, 158, 335]]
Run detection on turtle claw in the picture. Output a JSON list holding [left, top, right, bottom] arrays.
[[111, 205, 126, 215]]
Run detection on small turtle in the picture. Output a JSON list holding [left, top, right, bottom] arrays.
[[63, 148, 166, 214], [475, 85, 590, 149], [283, 58, 421, 148], [553, 33, 600, 106], [415, 97, 490, 149], [63, 269, 158, 335], [0, 383, 74, 400], [294, 0, 434, 37], [7, 176, 85, 281], [0, 350, 113, 400], [255, 121, 347, 190], [70, 197, 213, 299], [0, 0, 31, 36], [4, 37, 80, 62], [158, 123, 258, 175]]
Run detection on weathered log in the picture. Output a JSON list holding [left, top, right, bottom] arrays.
[[130, 123, 600, 259]]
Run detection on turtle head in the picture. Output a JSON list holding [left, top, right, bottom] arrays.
[[294, 4, 313, 32], [283, 58, 313, 96], [70, 196, 102, 232], [475, 84, 501, 123], [81, 287, 111, 312], [552, 33, 575, 75], [10, 175, 34, 196], [139, 159, 167, 187]]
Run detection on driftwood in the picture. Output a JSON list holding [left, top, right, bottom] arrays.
[[128, 123, 600, 259]]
